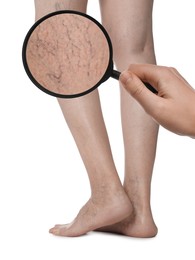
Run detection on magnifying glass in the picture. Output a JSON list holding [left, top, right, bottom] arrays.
[[22, 10, 157, 98]]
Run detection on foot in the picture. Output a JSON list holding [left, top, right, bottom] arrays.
[[49, 190, 132, 237], [96, 210, 158, 238]]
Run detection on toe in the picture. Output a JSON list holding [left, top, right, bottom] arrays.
[[49, 224, 70, 236], [49, 224, 64, 234], [49, 227, 60, 235]]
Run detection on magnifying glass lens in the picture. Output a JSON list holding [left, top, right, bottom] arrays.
[[23, 11, 111, 98]]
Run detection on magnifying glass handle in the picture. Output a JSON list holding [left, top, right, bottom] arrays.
[[112, 70, 158, 94], [112, 70, 121, 80]]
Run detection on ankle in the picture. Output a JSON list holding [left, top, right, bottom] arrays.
[[123, 185, 152, 212], [91, 185, 132, 213], [91, 181, 124, 198], [133, 203, 153, 215]]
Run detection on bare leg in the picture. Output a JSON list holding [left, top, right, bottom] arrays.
[[98, 0, 159, 237], [52, 93, 132, 236], [34, 0, 88, 20], [34, 0, 132, 237]]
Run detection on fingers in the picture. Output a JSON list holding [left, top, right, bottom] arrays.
[[128, 64, 164, 90], [126, 64, 193, 91], [120, 70, 163, 116]]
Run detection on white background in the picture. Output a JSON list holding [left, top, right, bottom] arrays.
[[0, 0, 195, 259]]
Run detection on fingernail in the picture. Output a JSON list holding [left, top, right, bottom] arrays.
[[120, 71, 132, 84]]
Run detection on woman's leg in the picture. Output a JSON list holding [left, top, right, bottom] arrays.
[[34, 0, 132, 237], [34, 0, 88, 20], [99, 0, 159, 237]]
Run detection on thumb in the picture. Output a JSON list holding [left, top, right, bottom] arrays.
[[120, 70, 161, 115]]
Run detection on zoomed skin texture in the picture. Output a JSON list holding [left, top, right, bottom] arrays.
[[26, 14, 110, 95]]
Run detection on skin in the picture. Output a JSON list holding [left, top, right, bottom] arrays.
[[35, 0, 158, 238], [120, 64, 195, 138], [26, 14, 109, 95]]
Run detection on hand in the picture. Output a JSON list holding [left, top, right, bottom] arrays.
[[120, 64, 195, 138]]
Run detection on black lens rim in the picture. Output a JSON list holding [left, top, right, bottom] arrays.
[[22, 10, 113, 99]]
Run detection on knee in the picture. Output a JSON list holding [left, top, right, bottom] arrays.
[[105, 26, 155, 69]]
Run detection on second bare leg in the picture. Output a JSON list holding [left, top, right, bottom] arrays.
[[97, 0, 159, 238]]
